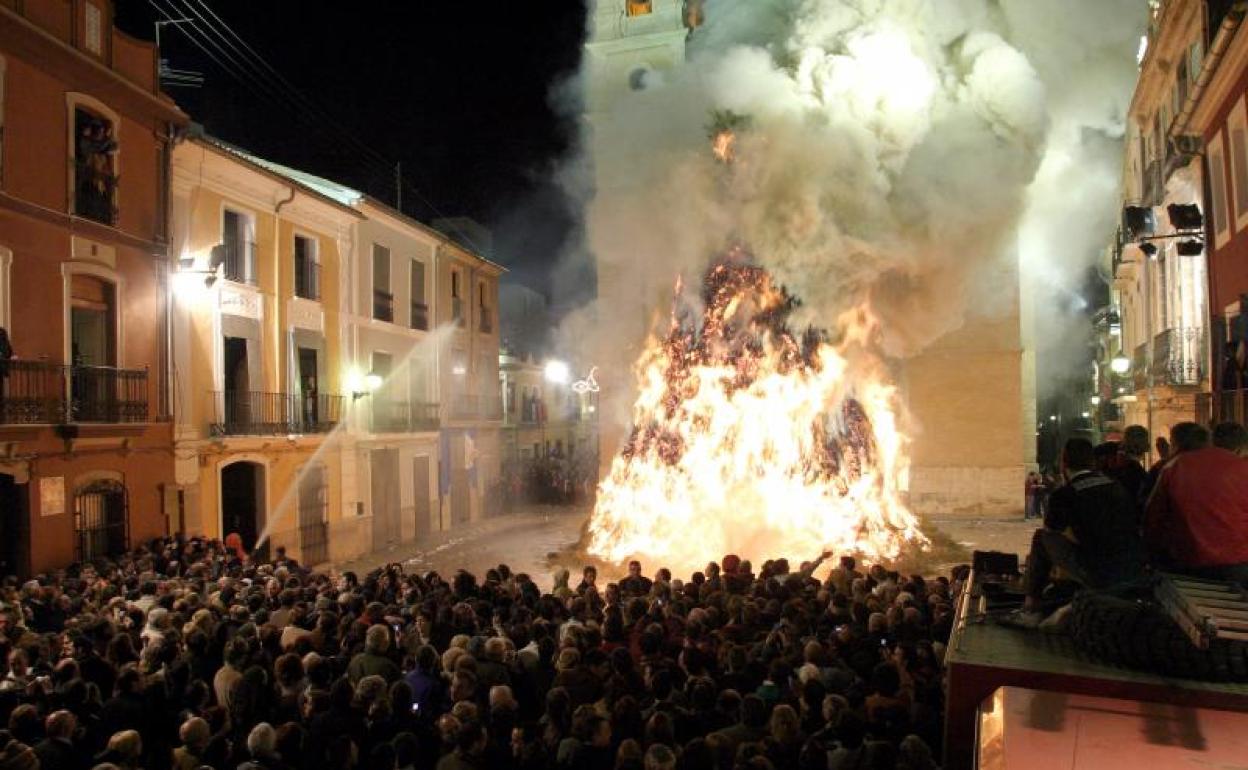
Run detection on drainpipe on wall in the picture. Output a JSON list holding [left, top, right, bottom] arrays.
[[274, 186, 296, 393]]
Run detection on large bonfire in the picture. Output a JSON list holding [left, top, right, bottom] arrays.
[[586, 253, 927, 575]]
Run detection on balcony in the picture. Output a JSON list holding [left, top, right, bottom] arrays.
[[479, 307, 493, 334], [221, 240, 258, 286], [370, 400, 440, 433], [1151, 327, 1205, 387], [209, 391, 342, 436], [294, 258, 321, 301], [373, 289, 394, 323], [410, 302, 429, 331], [0, 360, 147, 424], [73, 161, 118, 226]]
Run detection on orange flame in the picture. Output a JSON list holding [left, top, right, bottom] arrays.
[[587, 261, 926, 575], [712, 130, 737, 163]]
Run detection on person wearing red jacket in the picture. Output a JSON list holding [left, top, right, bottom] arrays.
[[1144, 422, 1248, 585]]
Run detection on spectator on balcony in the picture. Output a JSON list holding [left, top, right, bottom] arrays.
[[1015, 438, 1144, 627], [1213, 421, 1248, 458], [1145, 422, 1248, 585]]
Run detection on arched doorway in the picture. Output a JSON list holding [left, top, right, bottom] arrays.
[[221, 461, 266, 558], [74, 479, 127, 562]]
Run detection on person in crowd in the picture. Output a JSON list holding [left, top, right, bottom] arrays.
[[1109, 425, 1150, 507], [1016, 438, 1144, 627], [0, 531, 960, 770], [618, 562, 652, 598], [1213, 421, 1248, 457], [1145, 422, 1248, 584]]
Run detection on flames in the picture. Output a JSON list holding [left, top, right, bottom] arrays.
[[711, 130, 737, 163], [586, 258, 927, 575]]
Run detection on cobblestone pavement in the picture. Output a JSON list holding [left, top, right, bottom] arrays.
[[330, 506, 1036, 589]]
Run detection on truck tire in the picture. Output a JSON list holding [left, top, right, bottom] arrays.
[[1068, 591, 1248, 683]]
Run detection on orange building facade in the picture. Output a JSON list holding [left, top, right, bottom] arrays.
[[0, 0, 186, 575]]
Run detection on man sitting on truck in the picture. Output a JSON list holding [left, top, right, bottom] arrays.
[[1144, 421, 1248, 585], [1015, 438, 1145, 627]]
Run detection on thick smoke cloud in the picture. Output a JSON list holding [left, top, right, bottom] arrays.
[[569, 0, 1143, 426]]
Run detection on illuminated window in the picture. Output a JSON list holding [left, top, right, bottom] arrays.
[[626, 0, 652, 17]]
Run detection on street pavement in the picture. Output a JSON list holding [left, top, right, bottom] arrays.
[[329, 505, 1036, 590]]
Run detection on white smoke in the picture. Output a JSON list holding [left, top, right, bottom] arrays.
[[572, 0, 1144, 425]]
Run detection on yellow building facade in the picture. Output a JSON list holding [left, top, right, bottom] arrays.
[[170, 135, 361, 566]]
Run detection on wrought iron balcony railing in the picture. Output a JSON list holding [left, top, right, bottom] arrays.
[[479, 307, 493, 334], [370, 400, 440, 433], [1151, 327, 1205, 387], [373, 289, 394, 323], [0, 360, 148, 424], [221, 239, 258, 286], [209, 391, 342, 436], [410, 302, 429, 331]]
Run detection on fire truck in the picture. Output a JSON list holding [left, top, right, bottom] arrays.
[[944, 558, 1248, 769]]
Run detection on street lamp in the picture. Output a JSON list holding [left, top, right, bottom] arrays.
[[544, 360, 570, 384], [1110, 354, 1131, 375], [349, 369, 384, 401]]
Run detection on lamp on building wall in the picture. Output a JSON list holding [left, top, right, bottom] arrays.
[[1122, 205, 1156, 240], [1110, 354, 1131, 375], [1167, 203, 1203, 231], [349, 370, 384, 401], [1176, 240, 1203, 256]]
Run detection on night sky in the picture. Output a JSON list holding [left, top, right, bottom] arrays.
[[114, 1, 590, 298]]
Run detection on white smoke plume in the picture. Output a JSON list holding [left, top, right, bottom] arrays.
[[569, 0, 1145, 429]]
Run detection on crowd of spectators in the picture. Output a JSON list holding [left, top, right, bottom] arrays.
[[0, 542, 955, 770], [1018, 419, 1248, 624]]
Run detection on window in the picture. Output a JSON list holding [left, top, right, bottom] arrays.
[[1210, 131, 1231, 247], [450, 269, 463, 326], [410, 260, 427, 330], [1230, 98, 1248, 231], [0, 55, 6, 186], [478, 281, 492, 333], [626, 0, 652, 16], [73, 107, 117, 225], [75, 479, 127, 561], [220, 209, 256, 284], [372, 244, 393, 322], [84, 2, 103, 55], [294, 234, 319, 300]]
